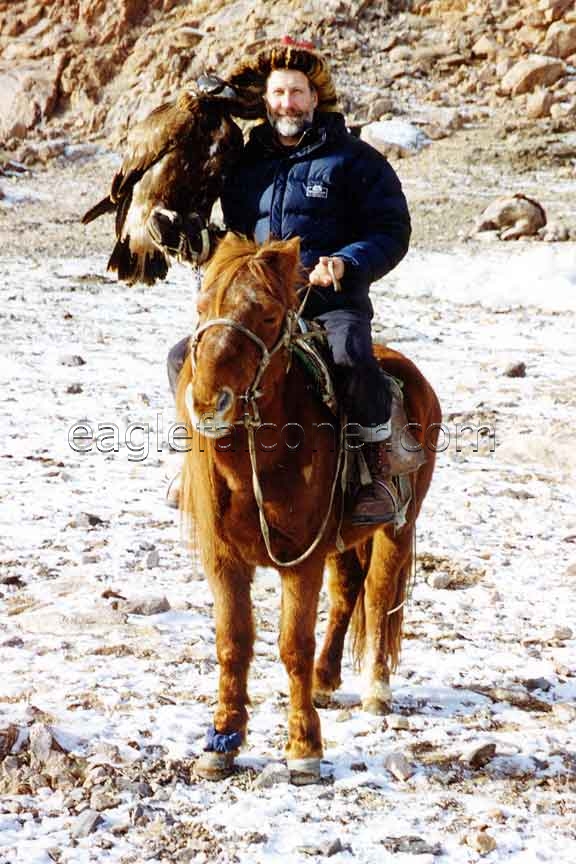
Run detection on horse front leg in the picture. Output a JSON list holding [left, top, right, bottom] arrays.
[[279, 563, 324, 783], [195, 555, 255, 780]]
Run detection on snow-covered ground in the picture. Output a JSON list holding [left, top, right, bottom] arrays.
[[1, 189, 575, 863]]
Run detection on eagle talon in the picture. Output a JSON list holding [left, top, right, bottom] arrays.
[[148, 208, 184, 253]]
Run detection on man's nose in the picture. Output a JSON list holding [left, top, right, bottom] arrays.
[[280, 92, 296, 109]]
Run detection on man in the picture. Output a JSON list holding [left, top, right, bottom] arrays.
[[162, 40, 424, 524]]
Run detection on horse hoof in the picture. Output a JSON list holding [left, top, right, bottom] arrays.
[[312, 689, 333, 709], [194, 751, 236, 781], [287, 757, 322, 786], [362, 697, 391, 716]]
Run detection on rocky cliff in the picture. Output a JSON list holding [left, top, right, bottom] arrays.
[[1, 0, 575, 162]]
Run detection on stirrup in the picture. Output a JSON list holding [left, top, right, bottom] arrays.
[[350, 478, 398, 526]]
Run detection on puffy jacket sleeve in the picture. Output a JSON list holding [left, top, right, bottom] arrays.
[[335, 142, 411, 285]]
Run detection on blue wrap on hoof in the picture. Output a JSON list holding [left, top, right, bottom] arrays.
[[205, 726, 242, 753]]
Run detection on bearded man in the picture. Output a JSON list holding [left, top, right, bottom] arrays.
[[163, 40, 424, 524]]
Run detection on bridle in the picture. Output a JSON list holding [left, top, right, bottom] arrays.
[[190, 309, 299, 427], [187, 298, 346, 567]]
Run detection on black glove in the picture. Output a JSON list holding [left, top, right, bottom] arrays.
[[147, 209, 212, 263]]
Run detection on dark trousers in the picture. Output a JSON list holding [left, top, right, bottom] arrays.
[[167, 309, 391, 426]]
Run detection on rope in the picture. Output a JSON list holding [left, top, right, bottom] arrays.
[[247, 411, 345, 568], [327, 257, 342, 292]]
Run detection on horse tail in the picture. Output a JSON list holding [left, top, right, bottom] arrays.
[[350, 521, 416, 674], [350, 582, 366, 673]]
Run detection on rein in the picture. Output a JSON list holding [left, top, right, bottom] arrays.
[[190, 296, 345, 567]]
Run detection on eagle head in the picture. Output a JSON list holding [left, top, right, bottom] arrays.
[[194, 73, 263, 119]]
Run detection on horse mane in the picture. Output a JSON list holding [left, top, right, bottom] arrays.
[[202, 233, 302, 311]]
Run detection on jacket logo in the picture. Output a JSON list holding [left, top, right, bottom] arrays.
[[305, 182, 328, 199]]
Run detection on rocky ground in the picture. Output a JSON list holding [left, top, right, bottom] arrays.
[[1, 1, 576, 863], [1, 131, 575, 862]]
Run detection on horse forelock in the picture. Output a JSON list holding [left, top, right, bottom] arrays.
[[201, 234, 298, 317]]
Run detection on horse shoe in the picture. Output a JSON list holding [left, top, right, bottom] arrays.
[[193, 750, 236, 781], [287, 756, 322, 785]]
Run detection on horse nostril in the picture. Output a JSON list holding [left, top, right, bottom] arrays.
[[215, 388, 233, 414]]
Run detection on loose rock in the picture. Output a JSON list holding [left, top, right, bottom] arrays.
[[468, 829, 497, 856], [361, 120, 430, 157], [0, 725, 19, 760], [501, 55, 566, 96], [124, 595, 171, 615], [504, 362, 527, 378], [459, 741, 497, 768], [383, 750, 414, 781], [524, 677, 552, 692], [428, 572, 454, 589], [386, 715, 410, 731], [254, 762, 291, 789], [59, 354, 86, 367], [72, 808, 103, 838], [552, 702, 576, 723]]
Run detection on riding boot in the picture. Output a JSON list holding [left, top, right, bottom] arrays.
[[350, 443, 398, 526], [387, 388, 427, 476]]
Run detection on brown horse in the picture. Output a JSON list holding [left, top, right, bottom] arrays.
[[176, 233, 441, 782]]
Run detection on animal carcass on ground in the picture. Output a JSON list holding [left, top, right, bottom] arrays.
[[475, 193, 546, 240]]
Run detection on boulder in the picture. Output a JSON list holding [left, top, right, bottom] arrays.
[[367, 96, 394, 121], [538, 0, 573, 24], [472, 34, 500, 58], [516, 25, 546, 52], [501, 55, 566, 95], [526, 87, 554, 118], [542, 22, 576, 58], [0, 55, 66, 141], [361, 120, 430, 157]]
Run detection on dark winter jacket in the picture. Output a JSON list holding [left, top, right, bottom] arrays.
[[221, 112, 411, 319]]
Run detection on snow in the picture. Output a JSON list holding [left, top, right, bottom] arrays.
[[1, 182, 575, 863], [387, 244, 576, 312]]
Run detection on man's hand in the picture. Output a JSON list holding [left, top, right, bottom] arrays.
[[309, 256, 345, 289]]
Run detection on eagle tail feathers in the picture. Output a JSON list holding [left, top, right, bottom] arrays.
[[81, 197, 115, 225], [107, 237, 169, 286]]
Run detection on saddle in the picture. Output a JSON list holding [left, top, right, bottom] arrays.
[[292, 318, 339, 414], [291, 319, 414, 530]]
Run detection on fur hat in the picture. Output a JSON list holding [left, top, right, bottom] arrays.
[[227, 37, 338, 115]]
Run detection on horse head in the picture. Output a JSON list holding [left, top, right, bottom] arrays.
[[187, 234, 302, 434]]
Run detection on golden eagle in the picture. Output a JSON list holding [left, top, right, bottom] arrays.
[[82, 76, 261, 285]]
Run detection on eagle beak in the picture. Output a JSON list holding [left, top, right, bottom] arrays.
[[196, 74, 238, 101]]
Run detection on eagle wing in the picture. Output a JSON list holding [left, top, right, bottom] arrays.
[[83, 91, 245, 286], [110, 96, 199, 201]]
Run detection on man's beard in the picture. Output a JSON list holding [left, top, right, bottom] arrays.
[[266, 107, 315, 140]]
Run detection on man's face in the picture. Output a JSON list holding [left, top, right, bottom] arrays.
[[264, 69, 318, 143]]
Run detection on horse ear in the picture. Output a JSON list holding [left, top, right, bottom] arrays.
[[256, 237, 301, 287]]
